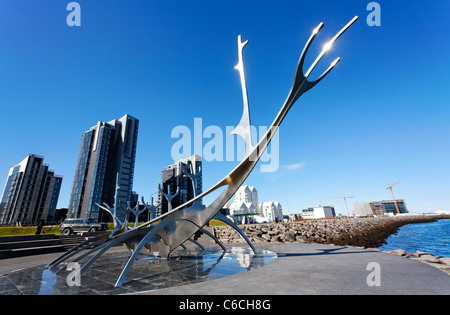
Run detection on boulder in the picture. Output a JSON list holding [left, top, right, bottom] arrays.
[[417, 254, 441, 264], [414, 250, 431, 257], [271, 235, 282, 242], [438, 257, 450, 266], [384, 249, 408, 256], [283, 232, 296, 242]]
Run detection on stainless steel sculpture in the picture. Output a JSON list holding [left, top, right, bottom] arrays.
[[48, 16, 358, 287]]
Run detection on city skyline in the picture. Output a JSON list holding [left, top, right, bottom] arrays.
[[0, 1, 449, 215]]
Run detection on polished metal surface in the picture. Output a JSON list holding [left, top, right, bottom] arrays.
[[48, 16, 358, 287]]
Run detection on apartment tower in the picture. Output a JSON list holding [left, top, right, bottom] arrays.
[[0, 154, 63, 225], [68, 114, 139, 221], [159, 155, 203, 215]]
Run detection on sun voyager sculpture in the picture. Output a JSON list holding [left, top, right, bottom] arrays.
[[48, 16, 359, 287]]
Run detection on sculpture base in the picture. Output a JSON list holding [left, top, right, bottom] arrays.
[[0, 245, 276, 295]]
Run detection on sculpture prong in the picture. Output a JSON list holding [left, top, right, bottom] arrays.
[[115, 221, 169, 287], [159, 183, 179, 212], [47, 234, 108, 269], [187, 238, 205, 250], [97, 202, 125, 236], [142, 195, 160, 221], [305, 16, 358, 80], [180, 162, 202, 198], [213, 212, 257, 254], [312, 57, 341, 85], [199, 228, 227, 252], [231, 34, 254, 157]]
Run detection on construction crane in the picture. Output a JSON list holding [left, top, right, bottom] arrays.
[[327, 194, 353, 218], [387, 181, 401, 214]]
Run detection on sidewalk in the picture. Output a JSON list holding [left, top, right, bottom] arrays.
[[138, 243, 450, 295], [0, 243, 448, 295]]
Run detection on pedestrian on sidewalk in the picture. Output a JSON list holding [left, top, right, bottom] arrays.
[[35, 216, 45, 235]]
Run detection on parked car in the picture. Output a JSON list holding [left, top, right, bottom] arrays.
[[60, 218, 108, 235]]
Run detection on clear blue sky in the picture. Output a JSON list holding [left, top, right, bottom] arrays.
[[0, 1, 449, 215]]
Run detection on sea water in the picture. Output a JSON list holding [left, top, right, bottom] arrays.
[[377, 219, 450, 257]]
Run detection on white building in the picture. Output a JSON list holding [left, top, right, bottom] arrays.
[[226, 185, 283, 223], [260, 201, 284, 222], [301, 206, 336, 219], [228, 201, 259, 224], [233, 185, 259, 209]]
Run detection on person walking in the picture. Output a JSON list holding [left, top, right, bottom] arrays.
[[35, 216, 45, 235]]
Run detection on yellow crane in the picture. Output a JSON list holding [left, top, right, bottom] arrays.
[[327, 194, 353, 218], [387, 181, 401, 214]]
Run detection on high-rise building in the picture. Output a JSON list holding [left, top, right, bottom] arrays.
[[159, 155, 202, 215], [68, 114, 139, 221], [0, 154, 63, 225]]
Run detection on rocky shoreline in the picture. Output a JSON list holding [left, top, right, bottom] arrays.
[[214, 215, 450, 248]]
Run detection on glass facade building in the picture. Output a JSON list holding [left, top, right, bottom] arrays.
[[68, 114, 139, 222], [159, 155, 202, 215], [0, 154, 63, 225]]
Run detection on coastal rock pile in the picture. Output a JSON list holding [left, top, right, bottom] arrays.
[[213, 216, 448, 248]]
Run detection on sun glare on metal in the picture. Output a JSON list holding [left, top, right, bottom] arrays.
[[323, 40, 333, 52]]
